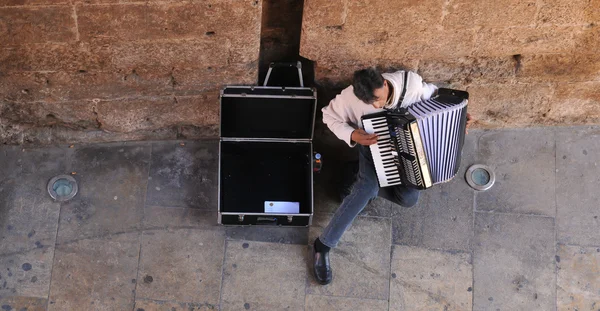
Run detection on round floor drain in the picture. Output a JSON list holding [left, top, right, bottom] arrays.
[[47, 175, 78, 201], [465, 164, 495, 191]]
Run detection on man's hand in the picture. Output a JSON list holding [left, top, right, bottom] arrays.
[[466, 113, 474, 134], [351, 129, 378, 146]]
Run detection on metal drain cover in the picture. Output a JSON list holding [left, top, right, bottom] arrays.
[[47, 175, 78, 201], [465, 164, 495, 191]]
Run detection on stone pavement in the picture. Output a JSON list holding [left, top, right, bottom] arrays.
[[1, 126, 599, 310]]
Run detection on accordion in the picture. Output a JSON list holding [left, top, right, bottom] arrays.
[[361, 89, 468, 189]]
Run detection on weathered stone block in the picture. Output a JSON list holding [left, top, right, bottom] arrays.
[[0, 296, 46, 311], [314, 59, 420, 85], [0, 6, 76, 44], [392, 130, 479, 252], [0, 0, 67, 5], [109, 39, 230, 71], [134, 299, 217, 311], [390, 246, 472, 310], [305, 295, 388, 311], [146, 140, 218, 210], [48, 233, 140, 310], [575, 24, 600, 51], [172, 64, 258, 96], [557, 245, 600, 310], [517, 54, 600, 83], [538, 0, 598, 25], [95, 92, 219, 133], [301, 0, 467, 63], [221, 241, 307, 310], [307, 214, 392, 300], [0, 248, 54, 299], [466, 83, 553, 127], [0, 43, 106, 73], [0, 100, 97, 129], [77, 1, 261, 42], [473, 212, 555, 310], [549, 82, 600, 124], [418, 56, 516, 85], [57, 144, 150, 242], [473, 26, 579, 57], [136, 229, 225, 303], [443, 0, 537, 28], [144, 206, 218, 230], [556, 127, 600, 245], [476, 129, 556, 216], [302, 0, 346, 28]]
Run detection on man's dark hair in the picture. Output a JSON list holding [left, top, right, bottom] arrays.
[[352, 68, 384, 104]]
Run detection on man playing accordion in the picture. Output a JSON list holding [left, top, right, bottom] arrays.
[[312, 67, 472, 285]]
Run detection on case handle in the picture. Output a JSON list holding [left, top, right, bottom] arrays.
[[263, 61, 304, 87]]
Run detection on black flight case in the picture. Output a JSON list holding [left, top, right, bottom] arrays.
[[218, 62, 317, 226]]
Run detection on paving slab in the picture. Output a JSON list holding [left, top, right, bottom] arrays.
[[135, 229, 225, 304], [307, 214, 391, 300], [0, 247, 54, 299], [475, 128, 556, 216], [220, 241, 307, 311], [225, 225, 309, 245], [146, 141, 218, 210], [389, 245, 472, 311], [473, 212, 555, 310], [0, 147, 66, 300], [304, 294, 388, 311], [1, 146, 66, 255], [57, 144, 151, 242], [0, 296, 46, 311], [134, 298, 217, 311], [557, 244, 600, 310], [143, 206, 219, 230], [392, 130, 479, 252], [556, 127, 600, 245], [48, 232, 140, 310]]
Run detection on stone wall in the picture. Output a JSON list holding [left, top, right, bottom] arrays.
[[301, 0, 599, 128], [0, 0, 261, 144]]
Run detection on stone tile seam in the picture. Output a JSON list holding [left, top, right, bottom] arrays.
[[132, 142, 153, 311], [54, 226, 220, 248], [553, 127, 558, 311], [0, 1, 239, 8], [557, 242, 600, 249], [471, 127, 478, 311], [313, 211, 392, 220], [473, 210, 555, 219], [390, 243, 471, 256], [217, 239, 228, 311], [43, 202, 64, 306], [133, 297, 219, 308], [305, 292, 390, 303]]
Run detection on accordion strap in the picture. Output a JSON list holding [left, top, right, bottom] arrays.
[[398, 71, 408, 107]]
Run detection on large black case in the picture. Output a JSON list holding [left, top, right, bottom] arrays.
[[218, 68, 317, 226]]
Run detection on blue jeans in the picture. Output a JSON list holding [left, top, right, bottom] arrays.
[[319, 145, 420, 248]]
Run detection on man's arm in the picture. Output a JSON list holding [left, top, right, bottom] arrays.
[[321, 94, 358, 147]]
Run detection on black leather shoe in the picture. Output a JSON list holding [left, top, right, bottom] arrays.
[[313, 246, 333, 285]]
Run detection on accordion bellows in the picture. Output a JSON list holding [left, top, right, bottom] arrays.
[[362, 92, 468, 189], [408, 96, 468, 184]]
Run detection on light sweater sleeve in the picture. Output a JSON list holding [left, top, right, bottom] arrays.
[[421, 81, 438, 100], [321, 94, 357, 147]]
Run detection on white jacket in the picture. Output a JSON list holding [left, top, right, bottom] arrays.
[[322, 70, 438, 147]]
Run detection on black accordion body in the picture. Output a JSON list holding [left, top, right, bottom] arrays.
[[361, 89, 469, 189]]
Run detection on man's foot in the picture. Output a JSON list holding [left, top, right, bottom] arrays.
[[313, 239, 332, 285]]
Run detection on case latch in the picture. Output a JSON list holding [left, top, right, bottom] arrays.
[[287, 216, 293, 223], [238, 215, 245, 222]]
